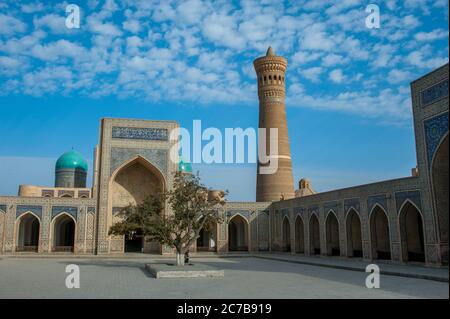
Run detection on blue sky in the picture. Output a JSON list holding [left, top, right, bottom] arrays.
[[0, 0, 448, 201]]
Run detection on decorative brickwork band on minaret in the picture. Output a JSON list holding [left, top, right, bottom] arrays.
[[254, 47, 295, 202]]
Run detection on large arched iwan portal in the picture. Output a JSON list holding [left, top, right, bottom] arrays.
[[110, 156, 166, 253], [431, 133, 449, 265]]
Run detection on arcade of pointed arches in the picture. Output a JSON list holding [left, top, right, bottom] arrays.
[[279, 201, 426, 263]]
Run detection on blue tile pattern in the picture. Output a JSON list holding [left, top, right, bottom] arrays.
[[112, 126, 168, 141], [294, 207, 305, 215], [421, 79, 449, 106], [16, 205, 43, 219], [110, 147, 167, 177], [324, 201, 339, 213], [395, 190, 422, 214], [308, 205, 319, 217], [424, 112, 449, 169], [51, 206, 78, 220], [227, 210, 251, 220], [367, 194, 388, 214], [344, 198, 360, 213]]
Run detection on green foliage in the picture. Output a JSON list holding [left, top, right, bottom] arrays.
[[108, 171, 228, 255]]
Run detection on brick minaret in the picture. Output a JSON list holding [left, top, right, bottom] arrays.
[[254, 47, 295, 202]]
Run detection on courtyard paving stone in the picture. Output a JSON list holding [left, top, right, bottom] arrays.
[[0, 256, 448, 299]]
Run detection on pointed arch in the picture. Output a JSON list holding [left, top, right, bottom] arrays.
[[369, 204, 391, 260], [51, 212, 76, 253], [325, 210, 340, 256], [228, 214, 249, 252], [295, 214, 304, 254], [346, 208, 362, 257], [16, 212, 40, 252], [309, 213, 320, 255], [398, 200, 425, 262], [109, 155, 166, 253], [431, 132, 449, 265], [282, 216, 291, 252], [110, 155, 166, 189]]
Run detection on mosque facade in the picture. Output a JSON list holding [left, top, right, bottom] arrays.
[[0, 50, 448, 266]]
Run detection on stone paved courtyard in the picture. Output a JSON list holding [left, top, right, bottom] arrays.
[[0, 256, 448, 299]]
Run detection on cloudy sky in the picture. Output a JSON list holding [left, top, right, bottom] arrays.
[[0, 0, 448, 200]]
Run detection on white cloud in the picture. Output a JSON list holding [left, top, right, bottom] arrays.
[[0, 0, 447, 125], [21, 3, 46, 13], [202, 13, 246, 49], [414, 29, 448, 41], [0, 14, 27, 35], [291, 51, 323, 66], [321, 53, 347, 67], [302, 66, 323, 82], [329, 69, 345, 83], [387, 69, 412, 84], [301, 23, 335, 51], [29, 40, 87, 62]]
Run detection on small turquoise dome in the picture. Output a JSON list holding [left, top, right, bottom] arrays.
[[179, 158, 192, 173], [56, 150, 88, 172]]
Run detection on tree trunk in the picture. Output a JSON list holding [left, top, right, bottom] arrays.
[[141, 235, 145, 253], [176, 252, 185, 266]]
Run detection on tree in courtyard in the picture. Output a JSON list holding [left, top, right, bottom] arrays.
[[109, 171, 227, 265]]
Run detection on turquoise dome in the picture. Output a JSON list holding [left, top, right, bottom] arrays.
[[179, 158, 192, 173], [55, 150, 88, 172]]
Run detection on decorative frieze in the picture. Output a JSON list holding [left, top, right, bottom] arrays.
[[112, 126, 168, 141], [421, 78, 449, 106]]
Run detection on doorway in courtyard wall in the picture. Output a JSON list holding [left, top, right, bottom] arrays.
[[309, 214, 320, 255], [53, 213, 75, 252], [16, 213, 40, 252], [295, 216, 304, 254], [431, 133, 449, 265], [282, 217, 291, 252], [326, 211, 340, 256], [399, 201, 425, 263], [197, 227, 217, 252], [370, 205, 391, 260], [125, 229, 144, 253], [228, 215, 249, 251], [346, 209, 363, 258]]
